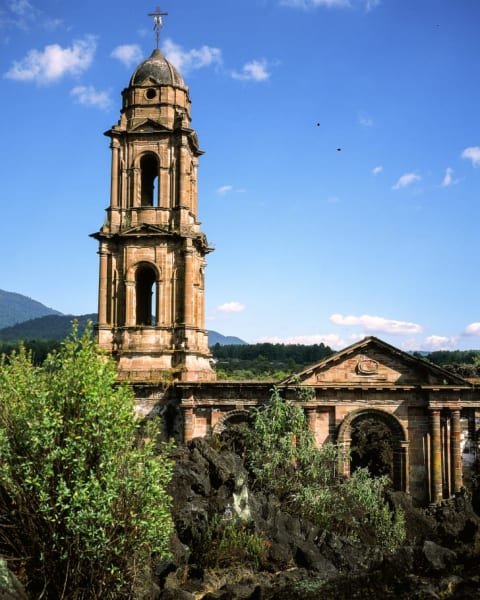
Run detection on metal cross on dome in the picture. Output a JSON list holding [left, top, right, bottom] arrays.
[[148, 6, 168, 49]]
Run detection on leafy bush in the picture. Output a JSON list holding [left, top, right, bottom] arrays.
[[190, 514, 269, 570], [0, 324, 174, 598], [245, 387, 405, 552]]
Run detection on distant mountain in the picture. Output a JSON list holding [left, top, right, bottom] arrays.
[[208, 331, 247, 346], [0, 310, 247, 346], [0, 289, 62, 329], [0, 314, 96, 341]]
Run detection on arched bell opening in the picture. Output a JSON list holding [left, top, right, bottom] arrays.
[[140, 154, 159, 207], [135, 265, 157, 325]]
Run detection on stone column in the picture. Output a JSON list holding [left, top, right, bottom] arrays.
[[97, 250, 108, 325], [184, 242, 193, 326], [125, 280, 135, 326], [451, 409, 462, 494], [430, 409, 443, 503], [183, 407, 194, 442], [110, 141, 119, 208]]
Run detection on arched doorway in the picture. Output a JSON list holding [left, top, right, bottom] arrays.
[[350, 416, 395, 479], [213, 409, 252, 435], [337, 409, 408, 492]]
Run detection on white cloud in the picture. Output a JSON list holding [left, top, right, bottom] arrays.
[[217, 302, 246, 314], [279, 0, 380, 9], [280, 0, 351, 8], [372, 165, 383, 175], [330, 313, 423, 335], [461, 146, 480, 167], [392, 172, 421, 190], [163, 38, 221, 74], [232, 59, 270, 82], [217, 185, 233, 195], [4, 35, 96, 83], [441, 167, 458, 187], [423, 335, 458, 351], [365, 0, 381, 11], [9, 0, 32, 15], [71, 85, 111, 109], [359, 112, 373, 127], [111, 44, 143, 68], [256, 334, 346, 348], [1, 1, 62, 32], [464, 322, 480, 336]]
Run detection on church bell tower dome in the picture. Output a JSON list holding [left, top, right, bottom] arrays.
[[91, 10, 215, 383], [129, 48, 186, 88]]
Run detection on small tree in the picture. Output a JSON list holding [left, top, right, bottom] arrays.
[[246, 387, 405, 552], [0, 324, 174, 598]]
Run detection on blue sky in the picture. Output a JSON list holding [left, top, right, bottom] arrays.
[[1, 0, 479, 351]]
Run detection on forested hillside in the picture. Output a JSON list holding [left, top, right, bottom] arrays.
[[414, 349, 480, 379], [211, 342, 335, 379], [0, 289, 61, 329]]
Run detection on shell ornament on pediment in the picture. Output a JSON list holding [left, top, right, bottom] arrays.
[[357, 356, 379, 375]]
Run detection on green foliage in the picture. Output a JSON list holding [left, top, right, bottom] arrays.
[[190, 514, 269, 570], [0, 323, 174, 599], [245, 388, 405, 552], [0, 339, 61, 364], [211, 342, 334, 380], [413, 349, 480, 379]]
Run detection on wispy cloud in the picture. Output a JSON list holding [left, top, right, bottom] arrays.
[[4, 35, 96, 83], [365, 0, 381, 11], [217, 185, 246, 195], [255, 334, 346, 348], [464, 322, 480, 336], [217, 185, 233, 195], [217, 302, 246, 314], [330, 313, 423, 335], [441, 167, 458, 187], [372, 165, 383, 175], [280, 0, 380, 10], [232, 59, 270, 82], [71, 85, 111, 109], [359, 112, 373, 127], [163, 38, 221, 74], [392, 172, 421, 190], [461, 146, 480, 167], [280, 0, 351, 8], [1, 1, 62, 33], [111, 44, 143, 68], [422, 335, 458, 351]]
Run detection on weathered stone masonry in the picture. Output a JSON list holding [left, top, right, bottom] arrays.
[[93, 36, 480, 507]]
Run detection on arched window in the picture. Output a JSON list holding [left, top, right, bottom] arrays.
[[135, 266, 157, 325], [140, 154, 159, 206]]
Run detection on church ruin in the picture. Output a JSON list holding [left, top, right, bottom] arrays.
[[92, 12, 480, 506]]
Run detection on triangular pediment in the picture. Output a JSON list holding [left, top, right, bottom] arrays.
[[130, 119, 170, 133], [119, 223, 170, 236], [284, 336, 470, 388]]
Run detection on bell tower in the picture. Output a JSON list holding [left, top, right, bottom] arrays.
[[92, 12, 215, 382]]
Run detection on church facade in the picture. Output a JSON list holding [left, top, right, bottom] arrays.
[[92, 33, 480, 506]]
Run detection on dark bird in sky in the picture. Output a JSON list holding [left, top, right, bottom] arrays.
[[337, 148, 342, 152], [316, 122, 320, 126]]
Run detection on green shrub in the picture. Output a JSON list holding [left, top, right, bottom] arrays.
[[246, 387, 405, 552], [0, 324, 174, 598], [190, 514, 269, 570]]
